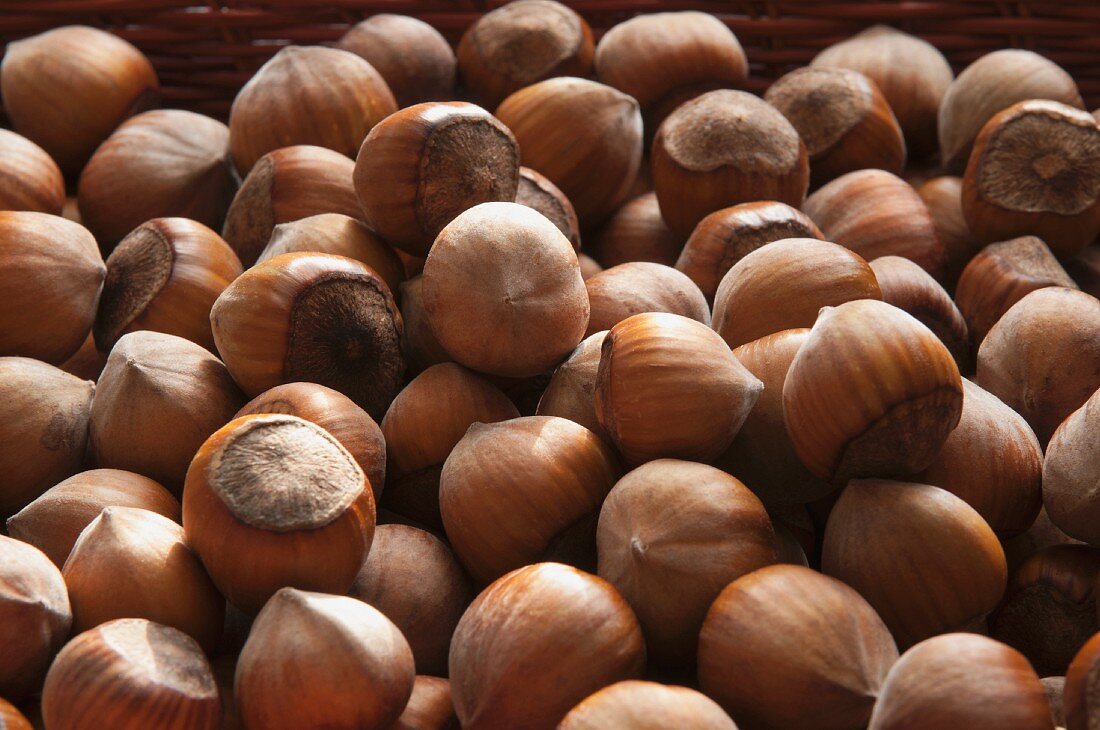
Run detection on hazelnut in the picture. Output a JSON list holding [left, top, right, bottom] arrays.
[[59, 331, 108, 381], [1003, 507, 1083, 574], [354, 102, 520, 256], [783, 299, 962, 483], [0, 357, 94, 515], [869, 255, 969, 367], [578, 252, 602, 279], [77, 110, 236, 248], [381, 363, 518, 531], [976, 287, 1100, 445], [699, 564, 899, 729], [939, 49, 1083, 172], [42, 619, 220, 730], [822, 479, 1007, 647], [712, 237, 883, 349], [868, 633, 1054, 730], [0, 128, 64, 214], [584, 262, 709, 336], [0, 536, 71, 702], [397, 276, 453, 375], [961, 100, 1100, 257], [811, 25, 952, 159], [718, 329, 836, 506], [988, 545, 1100, 677], [560, 680, 736, 729], [766, 67, 906, 187], [802, 169, 947, 280], [63, 506, 224, 653], [222, 145, 362, 267], [597, 459, 776, 667], [516, 166, 581, 249], [422, 202, 588, 377], [237, 381, 386, 501], [349, 524, 473, 676], [0, 212, 105, 364], [1065, 632, 1100, 730], [675, 200, 824, 301], [591, 192, 684, 267], [449, 563, 645, 728], [183, 414, 374, 613], [1044, 388, 1100, 544], [595, 312, 763, 464], [90, 331, 244, 494], [0, 26, 158, 176], [594, 11, 747, 136], [440, 416, 618, 583], [536, 331, 609, 439], [652, 89, 809, 238], [496, 77, 643, 226], [211, 252, 404, 419], [337, 15, 455, 106], [917, 379, 1042, 537], [955, 235, 1077, 348], [94, 218, 243, 353], [458, 0, 593, 108], [0, 699, 31, 730], [393, 676, 457, 730], [917, 176, 983, 288], [7, 469, 179, 568], [235, 588, 414, 729], [228, 46, 397, 175]]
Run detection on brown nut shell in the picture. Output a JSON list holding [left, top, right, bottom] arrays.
[[591, 192, 684, 268], [0, 128, 65, 214], [516, 166, 581, 249], [870, 255, 969, 367], [398, 276, 453, 374], [536, 331, 609, 440], [560, 680, 735, 730], [393, 676, 457, 730], [1065, 631, 1100, 730], [584, 262, 709, 337], [1044, 388, 1100, 545], [337, 15, 455, 107], [917, 176, 983, 288]]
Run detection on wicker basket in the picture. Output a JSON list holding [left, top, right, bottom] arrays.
[[1, 1, 1098, 119]]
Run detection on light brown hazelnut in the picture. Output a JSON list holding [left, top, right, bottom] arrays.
[[337, 15, 455, 106]]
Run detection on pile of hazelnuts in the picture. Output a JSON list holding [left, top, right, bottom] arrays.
[[1, 1, 1100, 728]]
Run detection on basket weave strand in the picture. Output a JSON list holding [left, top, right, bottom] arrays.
[[0, 1, 1098, 119]]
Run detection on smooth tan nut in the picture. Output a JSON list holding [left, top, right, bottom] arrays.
[[675, 200, 823, 301], [0, 536, 71, 703], [211, 252, 404, 420], [0, 128, 65, 214], [596, 312, 762, 465], [228, 46, 397, 175], [560, 680, 735, 730], [591, 192, 684, 268], [938, 49, 1083, 172], [0, 357, 94, 516], [42, 619, 220, 730], [0, 212, 105, 364], [515, 166, 581, 249], [712, 237, 882, 349], [961, 100, 1100, 258], [868, 633, 1054, 730], [536, 331, 609, 440], [392, 676, 456, 730], [422, 202, 588, 378], [870, 255, 969, 367], [77, 110, 236, 248], [381, 363, 518, 531], [182, 414, 376, 613], [222, 145, 363, 267], [354, 102, 520, 256], [812, 25, 952, 159], [822, 479, 1007, 648], [766, 67, 906, 187], [783, 299, 962, 483], [0, 26, 159, 176], [440, 416, 619, 584], [699, 564, 899, 730], [448, 563, 645, 729], [90, 331, 244, 494], [7, 469, 179, 568], [496, 77, 643, 226], [976, 286, 1100, 445], [1044, 388, 1100, 545], [917, 379, 1042, 538], [350, 524, 473, 676], [597, 459, 775, 668], [652, 89, 809, 238], [917, 176, 982, 288], [802, 169, 947, 281], [337, 15, 455, 107], [94, 218, 242, 353], [235, 588, 414, 730], [955, 235, 1076, 348], [458, 0, 593, 109], [584, 262, 709, 337]]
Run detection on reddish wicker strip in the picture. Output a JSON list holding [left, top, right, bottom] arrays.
[[1, 1, 1098, 118]]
